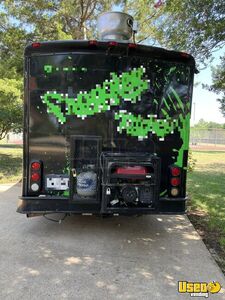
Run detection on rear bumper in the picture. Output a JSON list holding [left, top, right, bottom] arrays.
[[17, 196, 188, 215]]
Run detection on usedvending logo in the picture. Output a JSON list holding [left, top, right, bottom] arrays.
[[178, 281, 221, 298]]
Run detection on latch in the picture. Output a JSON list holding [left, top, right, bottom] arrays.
[[106, 187, 111, 195], [71, 168, 77, 178]]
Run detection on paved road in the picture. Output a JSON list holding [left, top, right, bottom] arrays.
[[0, 183, 225, 300]]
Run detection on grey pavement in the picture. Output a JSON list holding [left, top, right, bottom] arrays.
[[0, 183, 225, 300]]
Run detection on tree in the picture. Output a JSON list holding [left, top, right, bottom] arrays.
[[1, 0, 116, 40], [193, 119, 209, 129], [208, 55, 225, 117], [0, 0, 118, 139], [123, 0, 225, 123], [1, 0, 225, 64], [0, 13, 26, 139], [193, 119, 224, 129], [153, 0, 225, 64], [143, 0, 225, 118], [121, 0, 164, 44], [0, 78, 23, 139]]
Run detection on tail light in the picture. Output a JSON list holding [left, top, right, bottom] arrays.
[[170, 166, 181, 176], [169, 165, 181, 197], [171, 188, 179, 197], [31, 162, 41, 170], [31, 173, 40, 181], [88, 40, 98, 46], [108, 41, 118, 47], [30, 160, 42, 193], [32, 42, 41, 48], [170, 177, 180, 186], [30, 183, 40, 192], [128, 43, 137, 49]]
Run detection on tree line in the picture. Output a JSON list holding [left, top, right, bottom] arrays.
[[192, 119, 225, 129]]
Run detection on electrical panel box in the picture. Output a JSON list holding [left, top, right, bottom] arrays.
[[45, 175, 69, 191]]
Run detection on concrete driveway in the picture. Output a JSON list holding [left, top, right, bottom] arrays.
[[0, 183, 225, 300]]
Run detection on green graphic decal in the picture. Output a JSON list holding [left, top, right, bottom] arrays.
[[41, 66, 191, 167], [41, 66, 148, 123], [114, 111, 178, 140], [44, 64, 88, 74], [175, 112, 191, 167]]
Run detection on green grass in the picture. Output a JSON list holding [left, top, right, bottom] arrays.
[[187, 151, 225, 249], [0, 145, 22, 183]]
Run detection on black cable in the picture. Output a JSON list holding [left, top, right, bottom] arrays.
[[43, 213, 68, 223]]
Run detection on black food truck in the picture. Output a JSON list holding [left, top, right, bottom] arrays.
[[17, 12, 196, 217]]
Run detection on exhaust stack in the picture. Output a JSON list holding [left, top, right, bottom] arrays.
[[97, 12, 134, 41]]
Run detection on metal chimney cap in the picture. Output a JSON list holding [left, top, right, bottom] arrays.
[[97, 11, 134, 42]]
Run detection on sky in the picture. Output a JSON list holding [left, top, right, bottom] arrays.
[[191, 47, 225, 125]]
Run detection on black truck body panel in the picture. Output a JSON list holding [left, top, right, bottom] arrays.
[[18, 40, 195, 215]]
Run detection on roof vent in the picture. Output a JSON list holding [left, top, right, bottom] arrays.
[[97, 12, 134, 41]]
